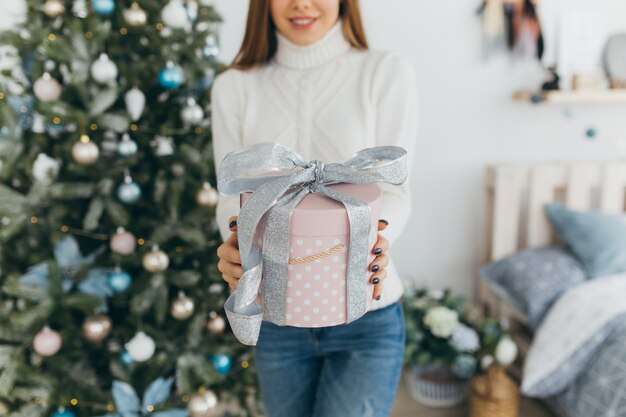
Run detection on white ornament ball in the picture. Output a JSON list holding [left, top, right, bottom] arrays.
[[32, 153, 61, 185], [83, 314, 112, 343], [124, 331, 155, 362], [124, 2, 148, 27], [33, 73, 62, 102], [181, 97, 204, 126], [110, 227, 137, 255], [71, 136, 99, 165], [206, 312, 225, 335], [187, 390, 218, 417], [33, 326, 62, 356], [171, 292, 194, 320], [162, 0, 189, 29], [124, 87, 145, 121], [196, 183, 218, 207], [43, 0, 66, 17], [495, 336, 518, 366], [142, 245, 169, 272], [91, 53, 118, 84]]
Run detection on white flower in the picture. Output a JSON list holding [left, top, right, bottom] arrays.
[[428, 288, 445, 300], [495, 336, 518, 366], [481, 355, 494, 370], [423, 306, 459, 338], [32, 153, 61, 185], [450, 323, 480, 352]]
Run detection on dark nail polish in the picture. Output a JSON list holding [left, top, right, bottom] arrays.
[[376, 295, 381, 300], [379, 219, 389, 225], [373, 248, 382, 255], [372, 278, 380, 284], [371, 264, 380, 272], [229, 220, 237, 229]]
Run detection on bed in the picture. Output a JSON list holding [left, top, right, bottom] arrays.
[[477, 161, 626, 417]]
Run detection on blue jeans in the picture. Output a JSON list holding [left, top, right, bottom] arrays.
[[253, 300, 406, 417]]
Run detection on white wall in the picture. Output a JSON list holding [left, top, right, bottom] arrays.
[[214, 0, 626, 295]]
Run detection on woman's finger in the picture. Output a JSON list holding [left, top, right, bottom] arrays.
[[222, 273, 238, 291], [370, 268, 388, 285], [372, 270, 388, 300], [228, 215, 238, 233], [372, 234, 389, 256], [368, 254, 389, 273], [378, 219, 388, 231]]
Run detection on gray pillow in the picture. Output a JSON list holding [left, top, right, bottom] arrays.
[[546, 203, 626, 278], [479, 246, 587, 331]]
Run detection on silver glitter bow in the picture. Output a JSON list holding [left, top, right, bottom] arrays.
[[217, 142, 407, 345]]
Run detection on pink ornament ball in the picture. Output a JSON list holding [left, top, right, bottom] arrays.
[[33, 326, 62, 356], [110, 228, 137, 255], [33, 74, 62, 102]]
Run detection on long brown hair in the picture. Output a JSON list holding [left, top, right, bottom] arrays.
[[230, 0, 368, 70]]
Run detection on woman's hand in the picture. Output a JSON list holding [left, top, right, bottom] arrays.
[[216, 215, 243, 291], [217, 216, 390, 299], [369, 219, 389, 301]]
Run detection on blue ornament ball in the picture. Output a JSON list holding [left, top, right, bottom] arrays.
[[51, 409, 76, 417], [92, 0, 115, 16], [118, 138, 138, 157], [120, 350, 133, 366], [212, 354, 231, 375], [108, 270, 132, 292], [586, 127, 598, 139], [117, 181, 141, 204], [158, 64, 184, 89]]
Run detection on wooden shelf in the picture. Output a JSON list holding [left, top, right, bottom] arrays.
[[514, 89, 626, 104]]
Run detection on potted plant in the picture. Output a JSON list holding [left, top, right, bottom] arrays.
[[402, 288, 515, 408]]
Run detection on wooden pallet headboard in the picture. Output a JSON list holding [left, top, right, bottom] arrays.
[[477, 161, 626, 367], [484, 162, 626, 263]]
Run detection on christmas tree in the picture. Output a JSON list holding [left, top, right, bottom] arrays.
[[0, 1, 262, 417]]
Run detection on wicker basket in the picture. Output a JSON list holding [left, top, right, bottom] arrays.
[[405, 365, 469, 408], [469, 365, 519, 417]]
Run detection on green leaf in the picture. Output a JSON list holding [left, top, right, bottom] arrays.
[[60, 293, 103, 311], [186, 313, 206, 349], [0, 185, 27, 216], [105, 200, 129, 226], [11, 300, 54, 330], [83, 197, 105, 231], [174, 227, 206, 247], [169, 270, 201, 287], [0, 357, 17, 397], [7, 403, 45, 417], [1, 277, 49, 301], [49, 182, 95, 199]]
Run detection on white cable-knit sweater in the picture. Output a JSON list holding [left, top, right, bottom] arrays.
[[211, 19, 418, 311]]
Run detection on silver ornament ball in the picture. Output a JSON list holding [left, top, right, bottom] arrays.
[[83, 314, 112, 343], [171, 292, 195, 320], [142, 245, 170, 272], [187, 390, 219, 417], [44, 0, 66, 17], [71, 136, 99, 164]]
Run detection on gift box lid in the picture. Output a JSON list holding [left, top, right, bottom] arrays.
[[241, 183, 382, 236]]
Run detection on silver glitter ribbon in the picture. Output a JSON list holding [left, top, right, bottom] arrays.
[[217, 142, 407, 346]]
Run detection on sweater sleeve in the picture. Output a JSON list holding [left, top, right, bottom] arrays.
[[372, 51, 418, 246], [211, 69, 244, 243]]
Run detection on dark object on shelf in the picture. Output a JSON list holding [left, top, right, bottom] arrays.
[[541, 68, 560, 91]]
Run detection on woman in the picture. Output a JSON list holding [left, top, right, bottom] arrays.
[[212, 1, 417, 416]]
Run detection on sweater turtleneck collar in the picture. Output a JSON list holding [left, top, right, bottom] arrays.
[[274, 19, 351, 70]]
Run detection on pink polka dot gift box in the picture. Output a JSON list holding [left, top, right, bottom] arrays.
[[217, 142, 407, 345], [241, 183, 381, 328]]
